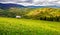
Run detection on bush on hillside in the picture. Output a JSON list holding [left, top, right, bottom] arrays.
[[26, 8, 60, 21]]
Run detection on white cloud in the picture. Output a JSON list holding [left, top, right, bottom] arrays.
[[0, 0, 60, 6], [32, 0, 60, 6], [57, 1, 60, 4], [0, 2, 15, 3]]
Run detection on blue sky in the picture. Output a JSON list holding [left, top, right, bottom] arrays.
[[0, 0, 60, 6]]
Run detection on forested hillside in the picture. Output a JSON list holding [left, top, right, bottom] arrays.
[[0, 8, 32, 17], [0, 8, 60, 21], [26, 8, 60, 21]]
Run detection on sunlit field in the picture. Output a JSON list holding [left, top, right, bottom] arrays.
[[0, 17, 60, 35]]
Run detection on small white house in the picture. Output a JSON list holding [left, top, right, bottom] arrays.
[[16, 16, 21, 19]]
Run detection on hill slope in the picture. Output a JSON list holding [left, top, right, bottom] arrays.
[[26, 8, 60, 21], [0, 17, 60, 35]]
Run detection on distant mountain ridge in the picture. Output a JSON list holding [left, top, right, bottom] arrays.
[[26, 6, 46, 8], [0, 3, 60, 9], [0, 3, 25, 9], [26, 5, 60, 8]]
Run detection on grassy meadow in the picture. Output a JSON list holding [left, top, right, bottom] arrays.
[[0, 17, 60, 35]]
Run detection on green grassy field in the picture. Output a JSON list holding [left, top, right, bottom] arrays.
[[0, 17, 60, 35]]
